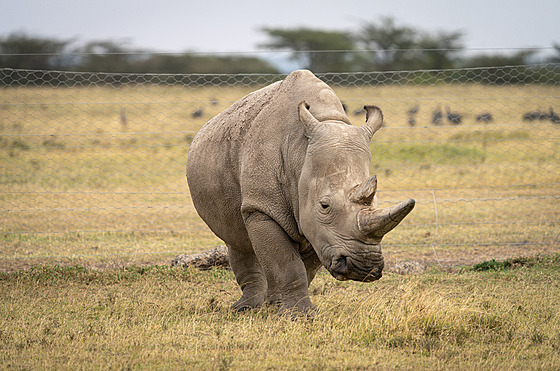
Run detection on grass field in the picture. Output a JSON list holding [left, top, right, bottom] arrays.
[[1, 255, 559, 369], [0, 77, 559, 367]]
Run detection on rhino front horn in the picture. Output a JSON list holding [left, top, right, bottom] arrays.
[[357, 198, 415, 238]]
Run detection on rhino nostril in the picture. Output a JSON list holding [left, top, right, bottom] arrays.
[[332, 256, 348, 275]]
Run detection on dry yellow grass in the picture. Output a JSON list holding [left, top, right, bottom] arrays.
[[0, 80, 559, 369], [1, 256, 559, 369]]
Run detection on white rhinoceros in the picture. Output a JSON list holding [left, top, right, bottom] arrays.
[[186, 70, 414, 315]]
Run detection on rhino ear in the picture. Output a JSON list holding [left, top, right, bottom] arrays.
[[298, 101, 320, 138], [361, 105, 384, 140]]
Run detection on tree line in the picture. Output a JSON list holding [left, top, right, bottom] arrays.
[[1, 17, 559, 83]]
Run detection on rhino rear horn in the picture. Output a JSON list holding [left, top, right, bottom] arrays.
[[298, 101, 320, 138], [350, 175, 377, 205], [361, 105, 384, 140], [357, 198, 415, 238]]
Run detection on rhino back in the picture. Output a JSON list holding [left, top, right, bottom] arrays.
[[238, 71, 349, 238], [187, 70, 349, 249], [186, 81, 282, 246]]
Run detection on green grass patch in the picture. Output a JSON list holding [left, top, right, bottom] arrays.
[[449, 129, 531, 141], [374, 142, 487, 164], [468, 254, 560, 272]]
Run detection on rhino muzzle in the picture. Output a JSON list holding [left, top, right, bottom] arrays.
[[357, 198, 416, 238], [320, 178, 414, 282], [327, 250, 384, 282]]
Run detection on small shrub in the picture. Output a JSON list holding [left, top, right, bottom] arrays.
[[470, 256, 536, 272], [449, 129, 531, 141]]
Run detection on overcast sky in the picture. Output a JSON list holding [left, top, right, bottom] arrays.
[[2, 0, 558, 54]]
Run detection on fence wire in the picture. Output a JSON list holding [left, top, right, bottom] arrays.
[[1, 65, 559, 266]]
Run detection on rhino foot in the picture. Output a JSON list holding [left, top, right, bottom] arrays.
[[231, 303, 258, 313], [277, 297, 317, 320], [231, 296, 264, 313]]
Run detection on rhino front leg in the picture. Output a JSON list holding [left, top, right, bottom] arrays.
[[228, 246, 267, 312], [301, 247, 322, 286], [243, 211, 316, 316]]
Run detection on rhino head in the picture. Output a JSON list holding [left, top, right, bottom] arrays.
[[297, 101, 415, 282]]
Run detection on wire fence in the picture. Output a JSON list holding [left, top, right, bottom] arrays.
[[1, 65, 559, 267]]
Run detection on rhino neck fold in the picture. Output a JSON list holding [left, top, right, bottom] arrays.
[[279, 126, 309, 243]]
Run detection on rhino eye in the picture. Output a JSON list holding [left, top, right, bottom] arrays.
[[319, 200, 331, 210], [317, 197, 335, 222]]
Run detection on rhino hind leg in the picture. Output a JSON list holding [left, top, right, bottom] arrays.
[[243, 211, 316, 316], [228, 245, 267, 312]]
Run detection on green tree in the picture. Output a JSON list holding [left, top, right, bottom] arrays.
[[0, 32, 72, 70], [413, 31, 464, 69], [355, 17, 464, 70], [259, 27, 356, 72], [548, 43, 560, 63], [355, 16, 417, 70], [134, 53, 279, 74], [458, 49, 539, 84], [75, 40, 140, 73], [462, 49, 536, 68]]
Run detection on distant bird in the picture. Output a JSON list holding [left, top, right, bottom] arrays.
[[549, 108, 560, 124], [476, 112, 493, 123], [523, 111, 541, 122], [407, 105, 419, 116], [120, 108, 128, 131], [191, 108, 204, 118], [523, 110, 548, 122], [446, 106, 463, 125], [432, 108, 443, 125], [406, 105, 419, 127]]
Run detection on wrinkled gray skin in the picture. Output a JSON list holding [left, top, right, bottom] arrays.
[[187, 70, 414, 316]]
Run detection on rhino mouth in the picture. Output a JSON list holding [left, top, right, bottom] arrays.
[[325, 247, 384, 282]]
